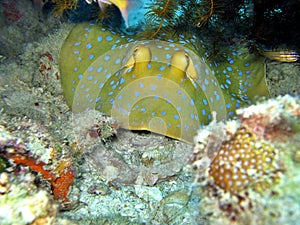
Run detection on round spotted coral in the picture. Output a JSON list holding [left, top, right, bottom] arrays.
[[208, 126, 281, 194]]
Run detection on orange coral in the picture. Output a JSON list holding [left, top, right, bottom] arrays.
[[209, 126, 281, 194], [4, 152, 74, 206]]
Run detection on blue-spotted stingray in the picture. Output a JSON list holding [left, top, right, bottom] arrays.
[[59, 23, 269, 143]]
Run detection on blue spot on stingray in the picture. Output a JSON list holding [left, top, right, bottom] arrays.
[[106, 73, 111, 79], [161, 111, 166, 116], [177, 90, 181, 94], [108, 91, 113, 96], [88, 66, 93, 72], [154, 95, 159, 100], [157, 45, 163, 49], [74, 41, 81, 46], [205, 69, 210, 75], [115, 58, 121, 64], [71, 88, 75, 92], [166, 54, 171, 59], [204, 78, 209, 85], [226, 79, 232, 85], [97, 67, 103, 73], [157, 74, 162, 79], [203, 99, 208, 105], [104, 55, 111, 61], [78, 74, 83, 79], [227, 66, 232, 71], [190, 113, 195, 119], [139, 82, 144, 88], [80, 84, 85, 88], [97, 36, 102, 42], [78, 57, 82, 61], [89, 54, 94, 60], [88, 75, 93, 80], [227, 57, 234, 64], [166, 99, 171, 104], [147, 64, 151, 69], [132, 74, 136, 78], [174, 114, 179, 120], [190, 99, 195, 106], [85, 93, 90, 98], [86, 43, 92, 49], [74, 51, 80, 55], [226, 103, 231, 108], [238, 71, 243, 76], [177, 106, 181, 111], [184, 124, 189, 131], [120, 77, 125, 84], [96, 97, 101, 103], [106, 36, 113, 41], [182, 94, 187, 100], [110, 80, 114, 85], [99, 82, 104, 88], [74, 67, 78, 72], [245, 62, 250, 67], [135, 92, 140, 97], [160, 66, 165, 71], [141, 108, 146, 113]]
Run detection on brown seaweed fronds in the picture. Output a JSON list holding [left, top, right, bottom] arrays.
[[193, 0, 225, 28], [144, 0, 179, 38], [51, 0, 78, 17]]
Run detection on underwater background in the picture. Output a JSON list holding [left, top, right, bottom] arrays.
[[0, 0, 299, 224]]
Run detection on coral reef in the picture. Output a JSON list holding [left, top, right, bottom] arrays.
[[190, 95, 300, 224]]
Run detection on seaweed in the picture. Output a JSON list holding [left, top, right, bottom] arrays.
[[51, 0, 79, 17]]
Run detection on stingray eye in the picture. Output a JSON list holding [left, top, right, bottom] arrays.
[[132, 46, 151, 63], [171, 51, 191, 72]]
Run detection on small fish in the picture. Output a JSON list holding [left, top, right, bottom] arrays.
[[259, 50, 299, 63], [59, 23, 269, 143], [85, 0, 145, 27]]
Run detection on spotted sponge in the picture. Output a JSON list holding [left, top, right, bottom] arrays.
[[209, 126, 280, 194]]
